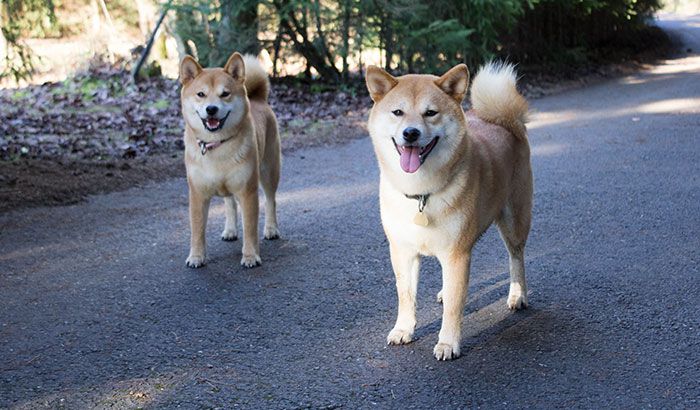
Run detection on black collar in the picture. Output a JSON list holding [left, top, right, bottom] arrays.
[[404, 193, 430, 212]]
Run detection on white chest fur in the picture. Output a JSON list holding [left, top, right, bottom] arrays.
[[186, 145, 255, 197], [379, 177, 465, 257]]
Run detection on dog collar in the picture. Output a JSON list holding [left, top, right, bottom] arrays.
[[405, 193, 430, 226], [197, 136, 233, 155], [405, 193, 430, 210]]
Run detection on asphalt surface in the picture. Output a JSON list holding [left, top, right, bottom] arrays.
[[2, 15, 699, 409]]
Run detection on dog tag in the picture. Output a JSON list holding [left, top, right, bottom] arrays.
[[413, 211, 429, 227]]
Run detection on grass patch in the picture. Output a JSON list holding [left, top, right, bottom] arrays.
[[51, 76, 127, 101], [148, 99, 170, 110], [10, 89, 30, 101]]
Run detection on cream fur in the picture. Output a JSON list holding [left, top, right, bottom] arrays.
[[366, 62, 533, 361], [470, 61, 529, 140], [180, 52, 281, 269]]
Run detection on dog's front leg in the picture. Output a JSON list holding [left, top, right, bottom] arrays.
[[387, 241, 420, 345], [186, 185, 211, 268], [238, 185, 261, 268], [221, 196, 238, 241], [433, 251, 471, 360]]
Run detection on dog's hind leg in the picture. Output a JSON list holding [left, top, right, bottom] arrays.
[[237, 184, 261, 268], [221, 196, 238, 241], [387, 242, 420, 346], [260, 168, 280, 240], [260, 130, 281, 240], [496, 201, 531, 310]]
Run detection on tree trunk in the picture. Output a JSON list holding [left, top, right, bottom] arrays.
[[272, 22, 283, 78], [273, 0, 340, 81], [312, 0, 336, 73], [341, 0, 351, 82], [383, 12, 393, 71], [0, 5, 7, 68], [236, 0, 259, 54], [135, 0, 156, 38], [219, 0, 259, 57]]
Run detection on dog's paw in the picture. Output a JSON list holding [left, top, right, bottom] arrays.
[[186, 254, 206, 268], [433, 342, 460, 361], [220, 229, 238, 242], [507, 292, 528, 310], [263, 226, 280, 240], [436, 290, 443, 303], [240, 254, 262, 268], [387, 328, 414, 345]]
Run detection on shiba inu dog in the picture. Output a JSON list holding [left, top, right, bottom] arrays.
[[365, 62, 533, 360], [179, 52, 281, 268]]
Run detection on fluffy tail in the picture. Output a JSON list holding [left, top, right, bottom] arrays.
[[243, 54, 270, 102], [470, 61, 528, 140]]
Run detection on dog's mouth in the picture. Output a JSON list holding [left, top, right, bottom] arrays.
[[200, 111, 231, 132], [392, 136, 440, 173]]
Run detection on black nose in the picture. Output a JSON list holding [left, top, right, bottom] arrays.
[[206, 105, 218, 116], [403, 127, 421, 143]]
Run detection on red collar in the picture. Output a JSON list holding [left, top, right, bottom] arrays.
[[196, 136, 233, 155]]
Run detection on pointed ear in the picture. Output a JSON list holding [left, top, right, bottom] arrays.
[[224, 52, 245, 83], [179, 55, 202, 85], [366, 66, 398, 102], [435, 64, 469, 102]]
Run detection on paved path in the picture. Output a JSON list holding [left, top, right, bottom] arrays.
[[1, 14, 699, 409]]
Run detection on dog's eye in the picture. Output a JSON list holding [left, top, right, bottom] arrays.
[[425, 110, 438, 117], [392, 109, 404, 116], [196, 92, 206, 98], [221, 91, 230, 98]]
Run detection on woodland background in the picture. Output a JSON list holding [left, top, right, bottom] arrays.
[[0, 0, 674, 84], [0, 0, 693, 211]]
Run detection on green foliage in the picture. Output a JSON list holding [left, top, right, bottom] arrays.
[[51, 74, 126, 102], [1, 0, 56, 82], [171, 0, 259, 68], [506, 0, 663, 66], [378, 0, 528, 73]]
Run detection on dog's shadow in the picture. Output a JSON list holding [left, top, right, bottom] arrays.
[[412, 277, 540, 353]]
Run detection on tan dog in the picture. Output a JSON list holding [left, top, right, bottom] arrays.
[[179, 52, 281, 268], [365, 62, 532, 360]]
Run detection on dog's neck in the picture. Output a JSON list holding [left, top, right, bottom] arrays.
[[185, 118, 250, 156], [196, 136, 233, 155]]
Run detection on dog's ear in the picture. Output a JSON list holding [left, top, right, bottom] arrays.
[[435, 64, 469, 102], [179, 56, 202, 85], [224, 52, 245, 84], [366, 66, 398, 102]]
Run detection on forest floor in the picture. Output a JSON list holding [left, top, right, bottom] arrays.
[[0, 26, 676, 213]]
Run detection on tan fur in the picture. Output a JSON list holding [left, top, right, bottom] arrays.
[[366, 62, 532, 360], [241, 54, 270, 102], [180, 52, 281, 269]]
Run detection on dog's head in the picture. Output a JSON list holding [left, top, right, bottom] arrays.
[[179, 52, 248, 135], [365, 65, 469, 187]]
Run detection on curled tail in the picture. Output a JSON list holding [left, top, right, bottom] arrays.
[[243, 54, 270, 102], [470, 61, 528, 140]]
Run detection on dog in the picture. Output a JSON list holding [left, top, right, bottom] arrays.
[[179, 52, 281, 268], [365, 62, 533, 360]]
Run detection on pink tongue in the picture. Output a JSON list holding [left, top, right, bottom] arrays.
[[207, 118, 219, 128], [399, 146, 421, 173]]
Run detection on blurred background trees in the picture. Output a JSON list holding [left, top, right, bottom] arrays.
[[0, 0, 56, 82], [169, 0, 663, 81], [1, 0, 666, 84]]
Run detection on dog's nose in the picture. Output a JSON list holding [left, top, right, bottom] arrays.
[[206, 105, 219, 116], [403, 127, 421, 143]]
